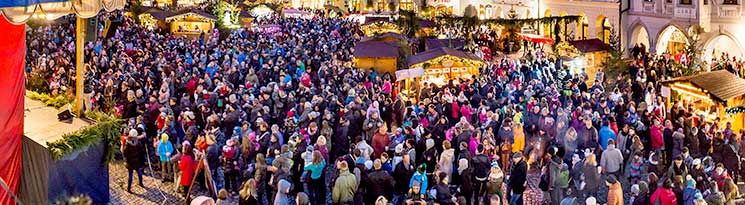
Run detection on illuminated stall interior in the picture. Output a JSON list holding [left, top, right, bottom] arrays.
[[568, 39, 608, 83], [407, 47, 484, 87], [360, 19, 400, 36], [662, 70, 745, 131], [165, 9, 217, 37]]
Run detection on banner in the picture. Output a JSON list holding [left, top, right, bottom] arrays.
[[0, 14, 25, 205]]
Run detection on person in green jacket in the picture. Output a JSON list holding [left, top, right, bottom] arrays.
[[332, 161, 357, 205]]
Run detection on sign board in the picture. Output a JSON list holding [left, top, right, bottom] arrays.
[[396, 67, 425, 81], [661, 86, 671, 97]]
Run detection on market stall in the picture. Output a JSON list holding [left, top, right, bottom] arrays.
[[360, 19, 400, 36], [569, 39, 608, 84], [165, 9, 217, 37], [661, 70, 745, 131], [282, 9, 312, 18], [407, 47, 484, 86], [353, 40, 400, 75], [518, 33, 554, 45]]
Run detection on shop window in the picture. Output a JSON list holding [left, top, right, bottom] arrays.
[[723, 0, 738, 4]]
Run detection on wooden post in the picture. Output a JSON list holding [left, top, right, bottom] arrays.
[[75, 17, 87, 116]]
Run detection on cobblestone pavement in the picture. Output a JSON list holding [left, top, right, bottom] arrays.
[[109, 160, 237, 205]]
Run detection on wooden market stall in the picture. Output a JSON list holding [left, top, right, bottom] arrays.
[[137, 7, 169, 30], [360, 18, 400, 36], [407, 47, 484, 86], [165, 9, 217, 37], [661, 70, 745, 131], [353, 40, 400, 75], [569, 39, 609, 84]]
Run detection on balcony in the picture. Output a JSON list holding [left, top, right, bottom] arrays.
[[718, 6, 740, 17]]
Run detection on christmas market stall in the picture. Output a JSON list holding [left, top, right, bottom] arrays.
[[407, 47, 484, 86], [360, 18, 400, 36], [165, 9, 217, 37], [661, 70, 745, 130], [568, 39, 609, 83], [282, 9, 312, 19], [137, 7, 169, 30], [353, 40, 401, 75]]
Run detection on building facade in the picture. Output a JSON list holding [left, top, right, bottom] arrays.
[[540, 0, 620, 43], [623, 0, 745, 61]]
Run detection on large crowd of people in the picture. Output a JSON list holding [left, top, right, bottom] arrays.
[[24, 7, 745, 205]]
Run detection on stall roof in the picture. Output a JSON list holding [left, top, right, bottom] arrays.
[[408, 47, 481, 67], [166, 9, 217, 21], [141, 7, 169, 21], [570, 39, 609, 53], [354, 41, 400, 58], [662, 70, 745, 102], [425, 38, 464, 50], [417, 19, 436, 28], [360, 32, 410, 42]]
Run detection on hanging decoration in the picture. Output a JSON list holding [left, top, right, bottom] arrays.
[[361, 21, 400, 36], [1, 0, 126, 24], [726, 105, 745, 115]]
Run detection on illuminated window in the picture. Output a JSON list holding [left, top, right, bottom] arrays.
[[400, 0, 413, 10], [602, 18, 611, 43], [680, 0, 691, 4], [577, 14, 588, 40], [723, 0, 737, 4]]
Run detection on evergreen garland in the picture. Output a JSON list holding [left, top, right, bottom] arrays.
[[726, 105, 745, 115], [27, 91, 73, 109], [46, 111, 123, 163]]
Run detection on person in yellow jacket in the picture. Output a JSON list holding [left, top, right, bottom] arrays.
[[512, 122, 526, 153]]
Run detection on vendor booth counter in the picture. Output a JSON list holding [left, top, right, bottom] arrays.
[[661, 70, 745, 131]]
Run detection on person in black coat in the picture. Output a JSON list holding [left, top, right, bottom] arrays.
[[123, 130, 145, 193], [508, 152, 528, 205], [393, 154, 415, 204], [470, 145, 491, 205], [365, 160, 395, 205]]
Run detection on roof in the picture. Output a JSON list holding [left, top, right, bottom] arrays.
[[166, 9, 217, 21], [353, 41, 400, 58], [425, 38, 464, 50], [570, 39, 610, 53], [663, 70, 745, 102], [360, 32, 409, 42], [417, 19, 436, 28], [408, 47, 481, 67], [363, 17, 393, 25]]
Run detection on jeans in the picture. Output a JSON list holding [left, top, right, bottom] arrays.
[[128, 168, 144, 190], [473, 180, 488, 205], [160, 161, 173, 181], [509, 193, 523, 205], [308, 177, 325, 205]]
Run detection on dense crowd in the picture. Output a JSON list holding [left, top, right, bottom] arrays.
[[24, 8, 745, 205]]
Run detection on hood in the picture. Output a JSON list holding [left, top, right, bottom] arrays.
[[278, 179, 291, 194]]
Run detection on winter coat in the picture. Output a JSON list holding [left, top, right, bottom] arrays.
[[650, 188, 677, 205], [158, 139, 174, 162], [179, 154, 197, 186], [393, 161, 415, 193], [124, 139, 145, 170], [513, 126, 526, 153], [608, 182, 623, 205], [371, 132, 390, 159], [365, 169, 395, 203], [600, 145, 624, 173], [332, 168, 358, 204], [273, 179, 291, 205], [599, 126, 617, 150], [672, 131, 685, 158], [438, 148, 455, 181], [650, 125, 664, 150], [509, 159, 528, 194], [409, 172, 428, 195]]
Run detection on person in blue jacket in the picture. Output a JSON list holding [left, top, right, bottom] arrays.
[[409, 164, 428, 195], [599, 120, 617, 150], [157, 133, 175, 182]]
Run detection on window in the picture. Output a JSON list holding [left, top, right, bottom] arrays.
[[601, 18, 611, 43], [577, 14, 588, 40], [666, 0, 672, 3], [680, 0, 691, 4], [400, 0, 413, 10], [723, 0, 737, 4]]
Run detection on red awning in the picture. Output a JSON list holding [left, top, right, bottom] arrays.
[[518, 33, 554, 45]]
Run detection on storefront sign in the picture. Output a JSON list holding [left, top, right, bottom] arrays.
[[396, 67, 425, 81]]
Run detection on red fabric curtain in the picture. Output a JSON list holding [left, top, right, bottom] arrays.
[[0, 15, 25, 205]]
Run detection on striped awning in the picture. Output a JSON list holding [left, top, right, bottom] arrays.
[[0, 0, 126, 24]]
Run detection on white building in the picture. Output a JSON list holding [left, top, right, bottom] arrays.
[[623, 0, 745, 61]]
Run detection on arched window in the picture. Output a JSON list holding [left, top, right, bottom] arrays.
[[485, 5, 493, 19], [602, 18, 611, 43], [577, 13, 588, 40]]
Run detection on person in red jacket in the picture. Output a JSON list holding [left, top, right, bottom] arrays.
[[650, 118, 664, 151], [371, 127, 391, 159], [650, 178, 677, 205], [179, 141, 198, 199]]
